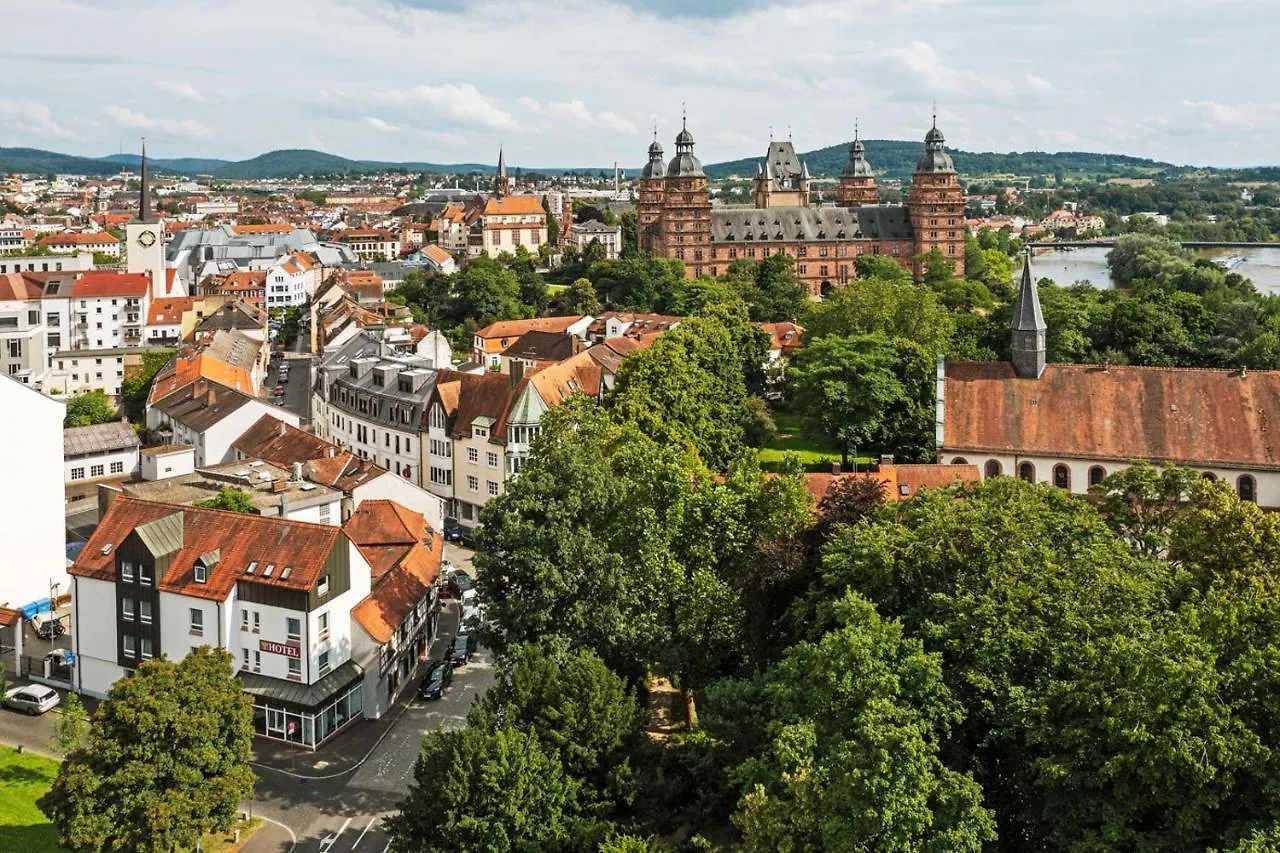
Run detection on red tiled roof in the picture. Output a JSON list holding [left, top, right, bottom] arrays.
[[800, 464, 981, 506], [38, 232, 118, 247], [943, 361, 1280, 470], [483, 195, 544, 216], [475, 315, 583, 342], [0, 272, 42, 301], [148, 296, 195, 325], [69, 497, 343, 599], [350, 533, 443, 644], [72, 272, 149, 298], [344, 499, 428, 547]]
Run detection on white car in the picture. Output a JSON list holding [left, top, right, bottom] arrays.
[[4, 684, 60, 715]]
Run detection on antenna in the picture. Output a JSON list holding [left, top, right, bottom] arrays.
[[932, 100, 937, 128], [681, 102, 687, 130], [787, 125, 792, 142]]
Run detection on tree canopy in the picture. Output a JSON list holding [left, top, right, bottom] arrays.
[[64, 390, 118, 428]]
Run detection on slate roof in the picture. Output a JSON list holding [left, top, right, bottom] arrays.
[[151, 379, 257, 433], [709, 204, 912, 243], [70, 497, 344, 600], [942, 361, 1280, 469], [64, 421, 141, 458], [501, 329, 580, 363]]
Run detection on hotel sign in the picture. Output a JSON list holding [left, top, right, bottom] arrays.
[[259, 639, 301, 659]]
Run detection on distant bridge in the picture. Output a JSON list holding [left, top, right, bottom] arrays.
[[1027, 240, 1280, 249]]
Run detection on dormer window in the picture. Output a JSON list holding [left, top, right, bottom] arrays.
[[194, 564, 207, 584]]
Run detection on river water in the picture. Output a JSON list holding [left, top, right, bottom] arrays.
[[1030, 246, 1280, 295]]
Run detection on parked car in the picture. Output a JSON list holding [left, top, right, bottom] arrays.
[[442, 517, 463, 542], [447, 634, 472, 667], [461, 602, 485, 633], [417, 660, 453, 700], [4, 684, 60, 715], [448, 570, 474, 599]]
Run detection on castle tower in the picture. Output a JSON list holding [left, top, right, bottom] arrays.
[[836, 124, 878, 208], [907, 115, 965, 279], [493, 147, 512, 198], [1011, 249, 1047, 378], [660, 113, 711, 278], [636, 127, 666, 256], [124, 138, 168, 298]]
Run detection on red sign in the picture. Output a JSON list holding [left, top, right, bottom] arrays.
[[259, 639, 301, 659]]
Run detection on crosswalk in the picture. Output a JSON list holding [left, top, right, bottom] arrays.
[[313, 815, 390, 852]]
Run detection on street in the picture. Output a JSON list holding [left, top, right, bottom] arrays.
[[267, 352, 313, 428]]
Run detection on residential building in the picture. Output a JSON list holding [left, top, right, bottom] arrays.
[[346, 500, 443, 717], [68, 497, 373, 747], [584, 312, 681, 345], [64, 420, 141, 501], [70, 272, 150, 350], [0, 251, 94, 275], [264, 252, 323, 309], [337, 229, 399, 263], [233, 413, 445, 529], [44, 346, 161, 400], [147, 378, 300, 466], [471, 315, 592, 368], [476, 148, 547, 258], [566, 219, 622, 259], [0, 272, 50, 384], [499, 329, 583, 376], [799, 461, 981, 507], [0, 375, 66, 609], [938, 257, 1280, 507], [638, 119, 964, 294], [431, 205, 470, 255], [404, 244, 455, 275], [146, 296, 195, 346], [202, 270, 266, 310], [38, 231, 121, 258]]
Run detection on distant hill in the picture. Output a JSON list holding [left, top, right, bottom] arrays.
[[705, 139, 1187, 182], [0, 147, 125, 176], [100, 153, 232, 174]]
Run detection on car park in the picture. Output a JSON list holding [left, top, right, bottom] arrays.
[[4, 684, 60, 715], [417, 660, 453, 700]]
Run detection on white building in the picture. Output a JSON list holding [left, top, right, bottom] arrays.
[[146, 378, 300, 466], [566, 219, 622, 259], [64, 421, 141, 486], [38, 232, 121, 258], [70, 272, 150, 350], [0, 251, 94, 275], [337, 229, 399, 263], [68, 497, 373, 747], [45, 347, 153, 400], [265, 252, 323, 310], [0, 272, 50, 385], [480, 195, 547, 258], [0, 376, 66, 609]]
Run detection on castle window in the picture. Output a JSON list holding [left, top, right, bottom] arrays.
[[1089, 466, 1107, 487], [797, 247, 806, 258], [1018, 462, 1035, 483], [1052, 465, 1070, 490], [728, 249, 737, 259], [985, 460, 1002, 478]]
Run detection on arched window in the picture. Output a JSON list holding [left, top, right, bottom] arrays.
[[1201, 472, 1217, 481], [1018, 462, 1035, 483], [1088, 466, 1106, 488], [951, 457, 968, 465], [1053, 464, 1070, 490], [985, 460, 1002, 478], [1238, 475, 1257, 503]]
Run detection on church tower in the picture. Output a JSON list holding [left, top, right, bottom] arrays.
[[493, 147, 512, 198], [124, 139, 169, 298], [636, 128, 666, 256], [1011, 249, 1047, 379], [836, 124, 878, 208], [907, 115, 965, 279], [659, 113, 711, 278]]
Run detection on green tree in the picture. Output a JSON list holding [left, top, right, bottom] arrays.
[[195, 486, 258, 513], [52, 692, 88, 754], [39, 647, 254, 853], [714, 592, 996, 852], [118, 349, 173, 423], [855, 254, 912, 283], [1092, 462, 1199, 557], [557, 277, 599, 315], [720, 254, 807, 322], [543, 195, 559, 246], [787, 333, 933, 465], [64, 390, 118, 427], [804, 276, 954, 353], [449, 255, 528, 326]]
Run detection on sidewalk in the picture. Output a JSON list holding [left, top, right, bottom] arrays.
[[249, 602, 460, 780]]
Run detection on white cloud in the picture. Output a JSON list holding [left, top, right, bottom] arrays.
[[519, 97, 637, 134], [0, 98, 75, 139], [1181, 99, 1263, 130], [362, 116, 398, 132], [102, 105, 211, 138], [372, 83, 515, 130], [155, 81, 203, 102]]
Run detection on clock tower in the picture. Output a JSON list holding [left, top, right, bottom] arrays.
[[125, 139, 171, 298]]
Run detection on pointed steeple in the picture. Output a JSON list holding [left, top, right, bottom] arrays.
[[494, 146, 511, 198], [138, 137, 153, 223], [1011, 248, 1047, 378], [497, 146, 506, 179]]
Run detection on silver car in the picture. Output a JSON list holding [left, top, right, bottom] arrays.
[[4, 684, 61, 715]]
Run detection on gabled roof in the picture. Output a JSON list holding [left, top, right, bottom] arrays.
[[230, 223, 294, 235], [483, 195, 544, 216], [350, 532, 443, 645], [760, 321, 805, 356], [64, 421, 140, 457], [148, 353, 252, 403], [430, 369, 517, 439], [344, 499, 427, 547], [150, 379, 256, 433], [501, 329, 580, 363], [422, 244, 452, 265], [943, 361, 1280, 470], [72, 272, 149, 298], [474, 315, 584, 341], [148, 296, 195, 326], [38, 231, 118, 246], [70, 497, 343, 600], [527, 350, 601, 406], [232, 414, 393, 492], [0, 272, 43, 301], [800, 463, 981, 506]]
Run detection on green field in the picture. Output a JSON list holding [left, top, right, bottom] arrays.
[[0, 747, 61, 852], [758, 411, 874, 472]]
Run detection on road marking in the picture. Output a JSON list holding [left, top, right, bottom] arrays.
[[257, 816, 297, 851], [380, 842, 391, 853], [354, 816, 376, 847]]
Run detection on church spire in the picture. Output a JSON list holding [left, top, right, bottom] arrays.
[[138, 137, 153, 223], [494, 146, 510, 198], [1011, 248, 1047, 379]]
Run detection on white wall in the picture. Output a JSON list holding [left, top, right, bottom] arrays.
[[141, 448, 196, 481], [196, 400, 300, 466], [71, 576, 125, 697], [0, 378, 66, 608], [353, 474, 445, 532], [65, 446, 140, 484], [279, 496, 341, 526]]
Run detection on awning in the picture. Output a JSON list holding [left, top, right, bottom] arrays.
[[237, 659, 363, 710]]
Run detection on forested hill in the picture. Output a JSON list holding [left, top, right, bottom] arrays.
[[704, 139, 1185, 182]]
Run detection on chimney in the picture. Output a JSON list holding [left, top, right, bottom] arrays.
[[831, 461, 841, 476], [193, 378, 207, 398], [278, 419, 287, 436], [292, 461, 304, 481], [510, 359, 524, 388], [880, 454, 894, 468], [327, 446, 336, 458], [206, 387, 217, 408]]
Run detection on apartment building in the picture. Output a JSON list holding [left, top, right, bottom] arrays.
[[64, 421, 141, 494], [70, 272, 150, 350], [45, 347, 157, 400], [265, 252, 323, 309], [0, 251, 94, 275], [147, 378, 300, 466], [69, 497, 373, 747], [37, 231, 121, 258], [337, 229, 399, 263], [0, 272, 50, 384]]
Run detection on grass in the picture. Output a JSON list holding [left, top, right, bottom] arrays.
[[189, 817, 263, 853], [0, 746, 62, 852], [759, 410, 875, 472]]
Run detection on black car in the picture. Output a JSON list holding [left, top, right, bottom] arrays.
[[446, 634, 472, 667], [442, 517, 463, 542], [417, 661, 453, 700], [448, 571, 474, 599]]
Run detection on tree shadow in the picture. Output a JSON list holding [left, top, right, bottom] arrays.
[[0, 763, 54, 785], [3, 823, 60, 852]]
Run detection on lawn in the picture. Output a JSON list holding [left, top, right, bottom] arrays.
[[0, 746, 62, 852], [759, 410, 874, 472]]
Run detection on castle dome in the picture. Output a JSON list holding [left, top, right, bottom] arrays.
[[915, 120, 955, 174]]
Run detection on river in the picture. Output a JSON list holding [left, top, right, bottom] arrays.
[[1029, 246, 1280, 295]]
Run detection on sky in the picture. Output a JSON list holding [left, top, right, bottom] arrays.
[[0, 0, 1273, 169]]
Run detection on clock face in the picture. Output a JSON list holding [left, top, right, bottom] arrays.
[[137, 230, 157, 248]]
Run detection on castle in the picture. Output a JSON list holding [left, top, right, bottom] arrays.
[[636, 116, 965, 296]]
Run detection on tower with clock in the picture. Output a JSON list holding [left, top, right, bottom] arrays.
[[124, 139, 175, 298]]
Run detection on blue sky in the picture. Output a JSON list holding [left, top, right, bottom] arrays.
[[0, 0, 1271, 169]]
